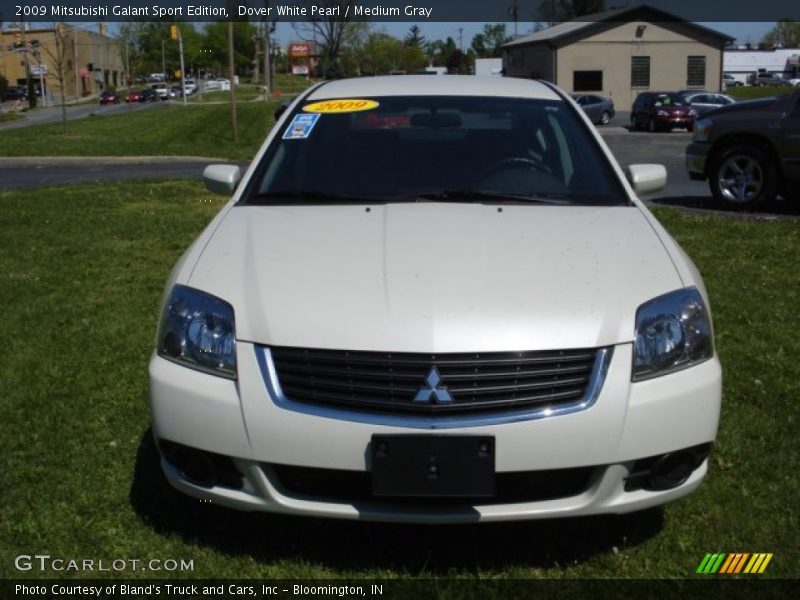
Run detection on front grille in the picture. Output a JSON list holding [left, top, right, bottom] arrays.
[[270, 346, 601, 416], [268, 464, 596, 505]]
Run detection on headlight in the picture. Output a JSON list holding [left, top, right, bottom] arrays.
[[157, 285, 236, 378], [633, 287, 713, 381], [657, 110, 669, 117], [693, 118, 713, 142]]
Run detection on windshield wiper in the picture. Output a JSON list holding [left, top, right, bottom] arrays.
[[416, 189, 573, 205], [249, 190, 414, 205]]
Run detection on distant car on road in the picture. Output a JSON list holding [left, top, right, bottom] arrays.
[[140, 88, 159, 102], [151, 83, 169, 100], [682, 92, 736, 119], [2, 85, 28, 102], [631, 92, 693, 132], [125, 90, 144, 103], [571, 94, 615, 125], [99, 91, 120, 105], [183, 79, 198, 95]]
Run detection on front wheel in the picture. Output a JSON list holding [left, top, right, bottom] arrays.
[[599, 111, 610, 126], [648, 118, 657, 133], [709, 145, 777, 208]]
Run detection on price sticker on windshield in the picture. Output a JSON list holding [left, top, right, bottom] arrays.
[[283, 113, 321, 139], [302, 99, 379, 114]]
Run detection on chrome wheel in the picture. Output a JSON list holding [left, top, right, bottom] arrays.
[[717, 154, 764, 204], [599, 111, 610, 125]]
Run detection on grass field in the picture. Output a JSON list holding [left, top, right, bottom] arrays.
[[726, 85, 797, 100], [0, 112, 24, 123], [0, 182, 798, 580], [0, 103, 278, 160]]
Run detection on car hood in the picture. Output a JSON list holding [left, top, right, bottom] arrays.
[[703, 96, 781, 118], [187, 203, 683, 353]]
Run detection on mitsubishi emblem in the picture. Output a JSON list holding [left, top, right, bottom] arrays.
[[413, 366, 453, 403]]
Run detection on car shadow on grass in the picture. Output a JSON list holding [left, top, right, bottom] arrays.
[[130, 429, 664, 573], [649, 195, 800, 219]]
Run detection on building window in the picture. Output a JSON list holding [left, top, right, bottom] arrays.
[[631, 56, 650, 87], [687, 56, 706, 87], [573, 70, 602, 92]]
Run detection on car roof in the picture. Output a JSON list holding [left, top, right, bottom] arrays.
[[305, 75, 562, 101]]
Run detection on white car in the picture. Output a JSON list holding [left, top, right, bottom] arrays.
[[150, 76, 721, 523], [150, 82, 169, 100], [183, 79, 198, 95]]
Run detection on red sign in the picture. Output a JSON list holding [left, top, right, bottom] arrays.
[[288, 42, 310, 58]]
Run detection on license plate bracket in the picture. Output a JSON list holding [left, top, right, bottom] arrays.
[[371, 435, 495, 498]]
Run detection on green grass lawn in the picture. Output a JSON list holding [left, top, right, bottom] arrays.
[[726, 85, 796, 100], [0, 112, 24, 123], [0, 103, 279, 160], [0, 184, 798, 580]]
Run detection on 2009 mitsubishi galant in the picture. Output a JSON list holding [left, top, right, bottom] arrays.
[[150, 76, 721, 523]]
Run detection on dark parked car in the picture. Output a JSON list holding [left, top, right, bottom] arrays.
[[747, 72, 791, 87], [631, 92, 693, 132], [99, 91, 120, 105], [571, 94, 615, 125], [140, 88, 159, 102], [2, 85, 28, 102], [686, 89, 800, 207]]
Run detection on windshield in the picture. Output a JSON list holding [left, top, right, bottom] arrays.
[[244, 95, 629, 206]]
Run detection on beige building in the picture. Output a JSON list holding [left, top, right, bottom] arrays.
[[502, 5, 733, 108], [1, 24, 124, 102]]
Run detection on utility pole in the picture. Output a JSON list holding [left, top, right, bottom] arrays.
[[228, 20, 238, 141], [457, 27, 463, 52], [171, 25, 187, 106], [161, 39, 166, 80], [263, 9, 271, 102], [509, 0, 519, 39]]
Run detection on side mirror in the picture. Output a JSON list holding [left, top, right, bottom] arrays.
[[625, 164, 667, 196], [274, 101, 290, 122], [203, 164, 241, 196]]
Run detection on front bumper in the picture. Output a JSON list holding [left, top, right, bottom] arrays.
[[149, 342, 721, 523], [686, 142, 711, 180]]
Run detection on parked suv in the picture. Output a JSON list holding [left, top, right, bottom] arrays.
[[631, 92, 693, 132], [747, 72, 790, 87], [686, 89, 800, 207]]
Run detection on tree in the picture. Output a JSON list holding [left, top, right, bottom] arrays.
[[470, 24, 512, 58], [535, 0, 604, 25], [292, 0, 357, 78], [761, 20, 800, 48], [203, 21, 257, 76], [42, 23, 70, 132], [404, 25, 425, 48]]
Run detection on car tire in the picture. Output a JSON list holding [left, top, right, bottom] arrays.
[[648, 118, 657, 133], [599, 111, 610, 126], [631, 114, 639, 130], [709, 144, 777, 208]]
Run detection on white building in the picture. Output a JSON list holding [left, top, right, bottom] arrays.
[[723, 48, 800, 84]]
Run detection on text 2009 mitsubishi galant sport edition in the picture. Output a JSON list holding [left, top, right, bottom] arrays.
[[150, 76, 721, 523]]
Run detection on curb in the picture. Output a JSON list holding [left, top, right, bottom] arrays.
[[0, 156, 233, 166]]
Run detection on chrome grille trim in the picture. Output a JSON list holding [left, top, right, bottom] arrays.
[[255, 346, 613, 429]]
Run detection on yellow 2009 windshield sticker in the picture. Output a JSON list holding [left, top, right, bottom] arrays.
[[302, 99, 379, 114]]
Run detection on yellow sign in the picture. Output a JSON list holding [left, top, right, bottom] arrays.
[[302, 99, 379, 114], [170, 25, 178, 40]]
